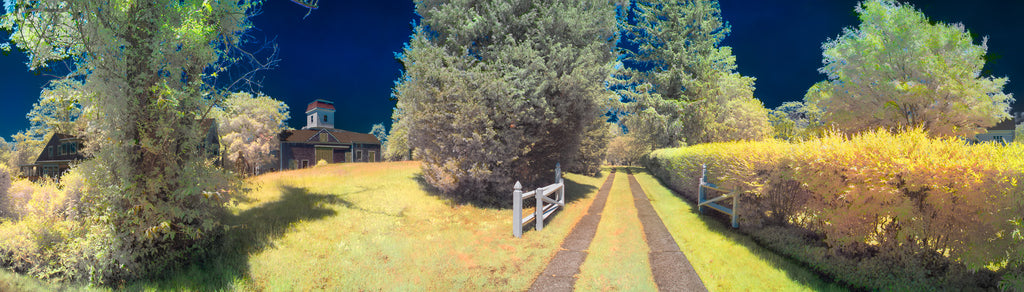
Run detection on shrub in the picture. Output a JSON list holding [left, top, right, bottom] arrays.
[[317, 159, 328, 166], [646, 128, 1022, 289], [0, 177, 83, 281], [0, 165, 11, 218], [605, 135, 648, 166]]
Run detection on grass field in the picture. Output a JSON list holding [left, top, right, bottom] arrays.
[[0, 163, 847, 291], [129, 161, 605, 291], [576, 168, 657, 290], [628, 167, 847, 291]]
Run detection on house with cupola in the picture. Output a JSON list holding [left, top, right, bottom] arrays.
[[278, 99, 381, 170]]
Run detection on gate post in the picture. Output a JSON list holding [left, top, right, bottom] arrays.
[[536, 186, 545, 231], [698, 164, 707, 214], [513, 181, 523, 238]]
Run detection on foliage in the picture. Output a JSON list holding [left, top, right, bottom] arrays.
[[213, 92, 290, 175], [5, 131, 44, 177], [604, 135, 647, 166], [614, 0, 769, 147], [0, 177, 83, 281], [807, 0, 1013, 137], [369, 123, 389, 158], [3, 78, 85, 176], [383, 115, 410, 161], [28, 78, 84, 137], [391, 0, 617, 205], [568, 117, 611, 176], [709, 72, 773, 142], [1, 0, 259, 284], [646, 129, 1022, 289], [768, 101, 825, 141], [0, 165, 10, 218]]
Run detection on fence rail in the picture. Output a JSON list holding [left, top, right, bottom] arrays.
[[513, 163, 565, 238], [698, 164, 741, 228]]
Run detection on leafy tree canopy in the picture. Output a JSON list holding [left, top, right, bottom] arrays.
[[807, 0, 1013, 137]]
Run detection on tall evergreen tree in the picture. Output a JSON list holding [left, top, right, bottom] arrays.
[[614, 0, 769, 147], [391, 0, 617, 205]]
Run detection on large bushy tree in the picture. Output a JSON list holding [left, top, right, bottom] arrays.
[[214, 92, 289, 175], [391, 0, 617, 205], [615, 0, 769, 148], [1, 0, 259, 283], [806, 0, 1013, 137]]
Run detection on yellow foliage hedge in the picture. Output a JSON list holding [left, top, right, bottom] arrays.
[[647, 128, 1024, 289]]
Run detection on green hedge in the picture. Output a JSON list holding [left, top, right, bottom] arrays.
[[646, 129, 1024, 290]]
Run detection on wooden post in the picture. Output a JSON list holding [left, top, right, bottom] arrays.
[[556, 163, 564, 205], [513, 181, 523, 238], [536, 186, 545, 231], [732, 191, 739, 228], [698, 164, 707, 214]]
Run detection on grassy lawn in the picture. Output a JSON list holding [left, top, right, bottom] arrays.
[[576, 168, 658, 291], [628, 167, 846, 291], [128, 161, 604, 291]]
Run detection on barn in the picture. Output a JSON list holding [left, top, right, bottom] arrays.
[[278, 99, 381, 169]]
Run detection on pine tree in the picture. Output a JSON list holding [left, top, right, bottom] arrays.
[[615, 0, 770, 147], [391, 0, 617, 205]]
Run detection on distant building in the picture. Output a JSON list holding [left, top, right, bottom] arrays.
[[974, 118, 1016, 144], [278, 99, 381, 170], [20, 133, 86, 180], [21, 120, 220, 180]]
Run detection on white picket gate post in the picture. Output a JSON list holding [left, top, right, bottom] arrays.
[[535, 185, 545, 231], [511, 163, 563, 238], [513, 181, 523, 238]]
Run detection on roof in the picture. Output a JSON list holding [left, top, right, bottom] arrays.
[[989, 118, 1016, 131], [34, 132, 86, 164], [306, 99, 336, 112], [280, 128, 380, 144]]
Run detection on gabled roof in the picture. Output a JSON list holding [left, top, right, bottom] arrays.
[[34, 133, 86, 163], [989, 118, 1016, 131], [306, 99, 336, 112], [279, 128, 380, 144]]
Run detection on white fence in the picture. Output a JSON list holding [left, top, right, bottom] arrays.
[[512, 163, 565, 238], [698, 163, 741, 228]]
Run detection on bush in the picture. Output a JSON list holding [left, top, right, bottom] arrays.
[[605, 135, 648, 166], [0, 177, 83, 281], [646, 128, 1022, 289], [317, 159, 328, 166], [0, 165, 11, 218]]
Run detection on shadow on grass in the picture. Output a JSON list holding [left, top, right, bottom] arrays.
[[133, 185, 363, 291], [411, 173, 598, 210], [631, 167, 850, 291]]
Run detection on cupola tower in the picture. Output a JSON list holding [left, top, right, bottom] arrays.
[[303, 99, 335, 129]]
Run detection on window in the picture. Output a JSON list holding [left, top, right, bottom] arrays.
[[310, 116, 313, 123], [301, 160, 309, 168], [323, 115, 328, 122], [355, 150, 363, 161]]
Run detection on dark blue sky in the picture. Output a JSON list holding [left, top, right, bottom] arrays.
[[0, 0, 1021, 140]]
